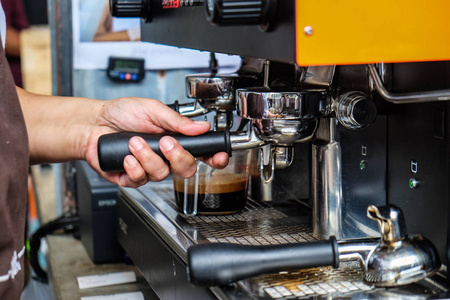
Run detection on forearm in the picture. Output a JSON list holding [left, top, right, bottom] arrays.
[[5, 27, 21, 57], [17, 87, 104, 164], [93, 31, 130, 41], [15, 88, 227, 188]]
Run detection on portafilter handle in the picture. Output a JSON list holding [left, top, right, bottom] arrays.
[[97, 130, 231, 172], [187, 237, 339, 286], [188, 205, 441, 288], [98, 125, 269, 172]]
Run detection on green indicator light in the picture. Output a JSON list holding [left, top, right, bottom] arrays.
[[360, 160, 366, 170], [409, 178, 418, 189]]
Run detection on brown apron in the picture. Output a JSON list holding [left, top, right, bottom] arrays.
[[0, 37, 29, 299]]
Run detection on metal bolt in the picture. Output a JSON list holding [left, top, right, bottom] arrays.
[[304, 26, 313, 36]]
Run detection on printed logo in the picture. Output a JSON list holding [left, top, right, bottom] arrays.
[[411, 160, 418, 174], [0, 246, 25, 282]]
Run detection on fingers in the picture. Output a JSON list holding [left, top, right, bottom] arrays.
[[200, 152, 229, 169], [117, 136, 198, 187], [125, 136, 170, 184], [148, 101, 212, 135], [174, 119, 212, 136], [97, 135, 227, 188], [159, 136, 197, 178]]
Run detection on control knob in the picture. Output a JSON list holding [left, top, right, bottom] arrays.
[[205, 0, 276, 27], [336, 91, 377, 129], [109, 0, 150, 20]]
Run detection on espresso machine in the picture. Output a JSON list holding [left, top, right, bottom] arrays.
[[100, 0, 450, 298]]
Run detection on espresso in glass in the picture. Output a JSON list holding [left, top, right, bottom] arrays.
[[173, 173, 248, 214], [172, 150, 251, 215]]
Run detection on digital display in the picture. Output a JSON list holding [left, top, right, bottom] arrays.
[[107, 57, 145, 83], [114, 59, 141, 70]]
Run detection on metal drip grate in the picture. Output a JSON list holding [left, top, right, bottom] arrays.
[[256, 262, 374, 299], [149, 186, 437, 299], [184, 207, 316, 245]]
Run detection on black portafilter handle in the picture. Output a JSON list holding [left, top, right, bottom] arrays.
[[187, 236, 339, 286], [98, 130, 231, 172]]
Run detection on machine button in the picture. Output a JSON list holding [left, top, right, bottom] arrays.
[[360, 160, 366, 170], [409, 178, 419, 189]]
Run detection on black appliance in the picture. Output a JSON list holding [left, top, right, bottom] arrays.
[[76, 161, 122, 263]]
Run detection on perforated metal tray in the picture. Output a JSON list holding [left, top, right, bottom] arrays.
[[120, 182, 448, 299]]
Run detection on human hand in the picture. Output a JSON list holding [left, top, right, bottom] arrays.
[[85, 97, 229, 187]]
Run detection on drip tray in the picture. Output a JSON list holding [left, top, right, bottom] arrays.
[[118, 182, 448, 300]]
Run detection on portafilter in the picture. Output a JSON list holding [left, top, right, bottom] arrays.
[[96, 88, 329, 172], [168, 73, 258, 131], [187, 205, 441, 287]]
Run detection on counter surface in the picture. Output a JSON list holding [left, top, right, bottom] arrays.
[[32, 165, 159, 300], [47, 235, 158, 300]]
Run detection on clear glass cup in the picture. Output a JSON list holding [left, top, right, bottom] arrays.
[[172, 150, 251, 215]]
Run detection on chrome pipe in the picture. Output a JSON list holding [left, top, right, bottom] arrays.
[[368, 64, 450, 104]]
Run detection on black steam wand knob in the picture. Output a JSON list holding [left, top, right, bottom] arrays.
[[109, 0, 150, 20], [205, 0, 277, 27]]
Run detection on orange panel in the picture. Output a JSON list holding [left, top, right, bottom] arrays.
[[296, 0, 450, 66]]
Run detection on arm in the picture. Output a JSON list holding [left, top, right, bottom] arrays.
[[93, 30, 132, 42], [5, 27, 21, 57], [17, 88, 228, 187], [4, 0, 29, 57]]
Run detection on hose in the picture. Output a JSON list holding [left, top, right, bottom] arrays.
[[29, 212, 79, 283]]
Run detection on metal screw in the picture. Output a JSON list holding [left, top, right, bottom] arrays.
[[304, 26, 313, 36]]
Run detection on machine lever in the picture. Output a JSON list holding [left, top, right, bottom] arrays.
[[98, 130, 231, 172], [187, 237, 339, 286]]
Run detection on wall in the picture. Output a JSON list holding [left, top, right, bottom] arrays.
[[72, 68, 209, 104]]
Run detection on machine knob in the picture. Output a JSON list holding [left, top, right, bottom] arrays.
[[336, 91, 377, 129], [205, 0, 276, 27], [110, 0, 150, 20]]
